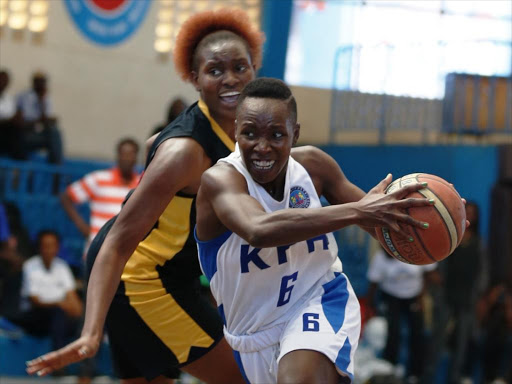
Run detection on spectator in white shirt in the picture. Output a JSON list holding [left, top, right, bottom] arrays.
[[366, 246, 437, 384], [8, 230, 82, 350]]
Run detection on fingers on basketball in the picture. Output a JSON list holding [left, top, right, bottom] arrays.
[[376, 173, 466, 265]]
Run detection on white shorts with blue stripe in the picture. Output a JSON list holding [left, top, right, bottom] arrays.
[[225, 271, 361, 384]]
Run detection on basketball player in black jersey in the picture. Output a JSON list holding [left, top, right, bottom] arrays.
[[27, 9, 263, 384]]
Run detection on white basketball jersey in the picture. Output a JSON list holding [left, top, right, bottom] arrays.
[[196, 146, 343, 336]]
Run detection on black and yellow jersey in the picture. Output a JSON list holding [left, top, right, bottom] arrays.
[[122, 99, 235, 288], [85, 100, 234, 372]]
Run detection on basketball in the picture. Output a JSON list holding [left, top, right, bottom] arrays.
[[376, 173, 466, 265]]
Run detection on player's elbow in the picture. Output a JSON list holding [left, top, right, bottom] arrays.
[[245, 226, 275, 248], [246, 233, 266, 248]]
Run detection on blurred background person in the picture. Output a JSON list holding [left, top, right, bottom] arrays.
[[6, 230, 83, 357], [476, 280, 512, 384], [0, 69, 24, 160], [422, 202, 487, 384], [151, 97, 188, 137], [366, 245, 438, 384], [59, 137, 140, 259], [59, 138, 139, 384], [0, 201, 32, 318], [0, 202, 24, 318], [14, 72, 63, 164]]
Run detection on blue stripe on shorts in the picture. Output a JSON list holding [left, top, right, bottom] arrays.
[[336, 337, 354, 381], [321, 272, 348, 334], [321, 272, 354, 380], [233, 350, 251, 384]]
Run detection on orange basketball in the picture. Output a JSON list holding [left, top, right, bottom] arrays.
[[376, 173, 466, 265]]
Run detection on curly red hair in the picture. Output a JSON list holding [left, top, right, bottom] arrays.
[[174, 8, 265, 82]]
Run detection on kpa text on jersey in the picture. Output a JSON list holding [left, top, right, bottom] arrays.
[[240, 234, 330, 307]]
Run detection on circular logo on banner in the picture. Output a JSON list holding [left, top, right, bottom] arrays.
[[63, 0, 152, 46], [289, 186, 310, 208]]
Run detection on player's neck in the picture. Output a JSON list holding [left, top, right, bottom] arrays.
[[217, 117, 236, 141], [262, 173, 287, 201]]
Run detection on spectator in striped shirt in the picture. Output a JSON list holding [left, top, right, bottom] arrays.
[[60, 138, 140, 257]]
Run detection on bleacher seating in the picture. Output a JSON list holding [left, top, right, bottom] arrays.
[[0, 156, 113, 268], [0, 331, 52, 376], [0, 155, 117, 378]]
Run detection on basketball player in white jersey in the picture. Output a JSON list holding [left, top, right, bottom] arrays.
[[195, 78, 436, 384]]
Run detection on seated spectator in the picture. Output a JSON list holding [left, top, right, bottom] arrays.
[[15, 72, 63, 164], [151, 97, 188, 137], [60, 137, 140, 258], [0, 69, 24, 160], [366, 246, 437, 384], [7, 230, 83, 352]]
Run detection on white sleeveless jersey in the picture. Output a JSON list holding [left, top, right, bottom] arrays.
[[196, 146, 343, 336]]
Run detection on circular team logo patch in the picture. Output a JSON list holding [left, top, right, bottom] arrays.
[[289, 186, 311, 208], [64, 0, 152, 46]]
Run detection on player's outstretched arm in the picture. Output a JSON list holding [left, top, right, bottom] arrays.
[[291, 146, 366, 206], [292, 146, 380, 238], [197, 163, 433, 249], [27, 138, 209, 376], [293, 147, 470, 236]]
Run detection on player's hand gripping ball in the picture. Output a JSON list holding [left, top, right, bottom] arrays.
[[376, 173, 466, 265]]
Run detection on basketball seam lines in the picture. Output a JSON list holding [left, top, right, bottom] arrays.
[[406, 207, 437, 263], [418, 188, 457, 255], [419, 175, 454, 189], [380, 227, 410, 264], [418, 175, 463, 240]]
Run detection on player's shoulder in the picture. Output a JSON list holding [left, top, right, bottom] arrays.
[[291, 145, 335, 174], [202, 162, 243, 192], [148, 104, 207, 157], [291, 145, 328, 164], [155, 136, 207, 164], [203, 161, 238, 182]]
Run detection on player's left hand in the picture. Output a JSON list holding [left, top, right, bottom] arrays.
[[26, 335, 98, 376]]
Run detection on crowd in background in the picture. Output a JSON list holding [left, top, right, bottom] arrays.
[[0, 69, 62, 164], [0, 66, 189, 382], [1, 67, 511, 384], [363, 201, 512, 384]]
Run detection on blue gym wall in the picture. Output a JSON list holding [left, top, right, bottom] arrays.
[[320, 145, 499, 242], [260, 0, 292, 79]]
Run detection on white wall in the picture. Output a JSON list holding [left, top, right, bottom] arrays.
[[0, 1, 197, 161]]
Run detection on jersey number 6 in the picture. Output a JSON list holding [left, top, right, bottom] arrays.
[[277, 271, 298, 307]]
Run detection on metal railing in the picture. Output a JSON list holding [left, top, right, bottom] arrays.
[[330, 44, 512, 143]]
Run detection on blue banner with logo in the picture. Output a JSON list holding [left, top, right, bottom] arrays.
[[63, 0, 152, 46]]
